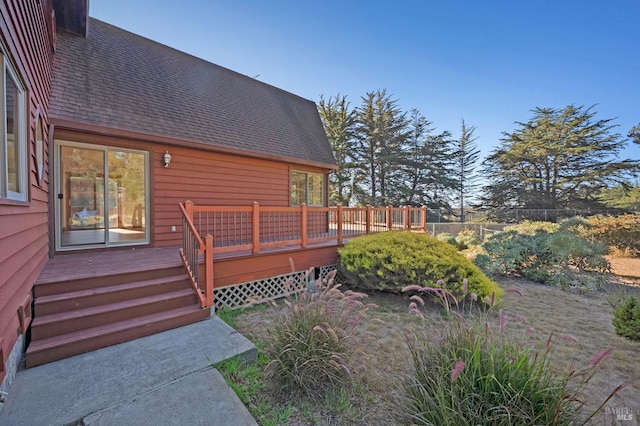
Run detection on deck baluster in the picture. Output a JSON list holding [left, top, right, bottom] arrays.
[[252, 201, 260, 254], [301, 204, 307, 248], [337, 205, 343, 245]]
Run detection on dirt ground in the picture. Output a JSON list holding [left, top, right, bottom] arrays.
[[608, 256, 640, 286], [236, 259, 640, 425]]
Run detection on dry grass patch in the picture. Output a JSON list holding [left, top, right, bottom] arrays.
[[233, 277, 640, 425]]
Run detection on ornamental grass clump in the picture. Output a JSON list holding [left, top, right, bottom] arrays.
[[260, 269, 375, 397], [403, 277, 496, 314], [396, 288, 621, 425]]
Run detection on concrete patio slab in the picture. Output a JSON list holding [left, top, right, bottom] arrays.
[[0, 316, 257, 426]]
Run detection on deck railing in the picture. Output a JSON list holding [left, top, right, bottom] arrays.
[[178, 202, 214, 308], [179, 201, 426, 305], [182, 201, 426, 254]]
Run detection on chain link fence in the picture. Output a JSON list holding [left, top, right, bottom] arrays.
[[424, 222, 508, 240], [424, 208, 638, 240], [427, 208, 635, 225]]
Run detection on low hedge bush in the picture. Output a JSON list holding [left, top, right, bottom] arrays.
[[612, 296, 640, 341], [337, 231, 501, 304], [475, 225, 609, 289]]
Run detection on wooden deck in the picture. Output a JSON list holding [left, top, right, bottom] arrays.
[[36, 246, 183, 284], [29, 203, 426, 366], [36, 241, 340, 287]]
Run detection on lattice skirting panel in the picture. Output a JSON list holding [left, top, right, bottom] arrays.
[[214, 264, 337, 311]]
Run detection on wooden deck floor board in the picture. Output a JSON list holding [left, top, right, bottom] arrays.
[[36, 240, 345, 285]]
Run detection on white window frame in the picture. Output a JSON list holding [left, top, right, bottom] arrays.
[[0, 53, 27, 202], [290, 170, 324, 207]]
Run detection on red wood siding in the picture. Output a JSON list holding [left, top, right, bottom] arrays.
[[51, 129, 329, 248], [0, 0, 54, 384], [209, 245, 339, 288]]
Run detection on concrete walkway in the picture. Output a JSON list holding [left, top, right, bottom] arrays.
[[0, 317, 258, 426]]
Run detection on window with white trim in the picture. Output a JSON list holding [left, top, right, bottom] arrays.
[[0, 53, 26, 201], [290, 171, 324, 206]]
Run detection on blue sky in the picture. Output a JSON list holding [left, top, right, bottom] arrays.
[[91, 1, 640, 162]]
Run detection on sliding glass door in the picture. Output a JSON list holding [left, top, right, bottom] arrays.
[[56, 141, 149, 249]]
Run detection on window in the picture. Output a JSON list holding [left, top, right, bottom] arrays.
[[0, 53, 26, 201], [290, 170, 324, 206]]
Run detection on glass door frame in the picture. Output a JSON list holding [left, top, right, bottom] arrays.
[[54, 139, 150, 251]]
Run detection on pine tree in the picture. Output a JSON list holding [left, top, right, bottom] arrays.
[[318, 94, 357, 205], [396, 109, 456, 208], [354, 89, 409, 205], [452, 119, 481, 222], [482, 105, 640, 214]]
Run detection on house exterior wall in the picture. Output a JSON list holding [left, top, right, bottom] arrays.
[[0, 0, 54, 389], [52, 129, 330, 248]]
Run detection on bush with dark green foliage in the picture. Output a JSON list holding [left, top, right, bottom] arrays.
[[397, 313, 617, 425], [260, 270, 374, 397], [475, 224, 609, 289], [612, 296, 640, 341], [337, 231, 502, 303]]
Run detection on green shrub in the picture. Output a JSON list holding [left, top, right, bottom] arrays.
[[586, 214, 640, 257], [476, 226, 609, 289], [338, 231, 502, 304], [475, 230, 553, 281], [504, 220, 559, 235], [261, 270, 373, 397], [435, 230, 481, 250], [435, 232, 457, 246], [455, 228, 480, 250], [612, 296, 640, 341], [558, 216, 592, 236], [397, 315, 614, 425]]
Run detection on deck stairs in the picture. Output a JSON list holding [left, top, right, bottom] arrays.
[[26, 264, 209, 368]]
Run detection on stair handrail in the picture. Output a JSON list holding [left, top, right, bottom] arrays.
[[179, 201, 214, 308]]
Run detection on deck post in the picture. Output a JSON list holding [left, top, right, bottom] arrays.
[[184, 200, 194, 222], [405, 205, 411, 230], [337, 204, 343, 245], [252, 201, 260, 254], [204, 234, 214, 308], [365, 205, 372, 234], [387, 205, 393, 230], [301, 203, 308, 248], [421, 205, 427, 232]]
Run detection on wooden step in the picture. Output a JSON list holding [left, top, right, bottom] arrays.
[[26, 305, 210, 368], [31, 289, 197, 340], [34, 274, 190, 316], [34, 265, 186, 297]]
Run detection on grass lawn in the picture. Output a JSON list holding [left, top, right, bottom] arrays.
[[219, 274, 640, 425]]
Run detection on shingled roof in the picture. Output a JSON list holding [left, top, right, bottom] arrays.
[[49, 18, 336, 168]]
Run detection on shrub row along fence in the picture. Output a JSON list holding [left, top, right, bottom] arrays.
[[425, 223, 508, 240], [444, 208, 636, 223]]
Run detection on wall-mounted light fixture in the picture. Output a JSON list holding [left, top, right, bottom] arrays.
[[162, 150, 172, 168]]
